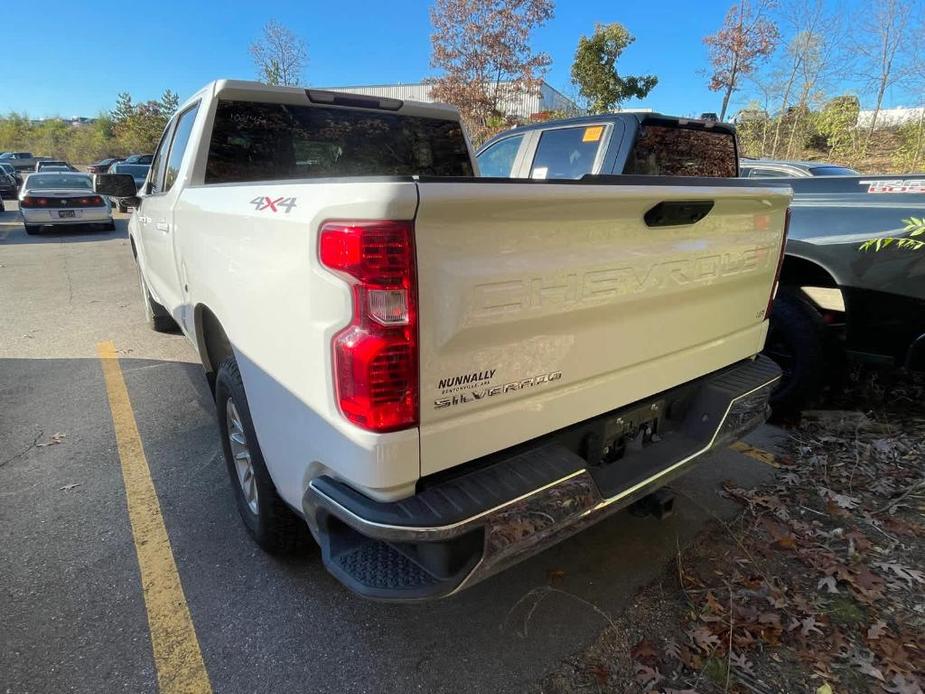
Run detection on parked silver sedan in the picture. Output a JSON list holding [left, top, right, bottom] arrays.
[[18, 172, 114, 235]]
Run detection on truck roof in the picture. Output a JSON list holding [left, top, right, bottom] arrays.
[[179, 79, 462, 123]]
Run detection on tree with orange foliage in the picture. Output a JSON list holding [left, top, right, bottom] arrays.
[[427, 0, 554, 144], [704, 0, 779, 121]]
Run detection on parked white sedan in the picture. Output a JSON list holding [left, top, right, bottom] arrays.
[[19, 172, 114, 235]]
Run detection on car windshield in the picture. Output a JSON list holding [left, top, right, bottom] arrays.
[[809, 165, 858, 176], [27, 174, 92, 190], [113, 164, 149, 178]]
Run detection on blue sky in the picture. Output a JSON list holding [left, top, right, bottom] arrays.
[[0, 0, 916, 118]]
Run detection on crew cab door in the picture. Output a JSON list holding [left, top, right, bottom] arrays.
[[137, 102, 200, 314]]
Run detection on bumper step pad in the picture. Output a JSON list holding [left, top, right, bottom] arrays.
[[333, 539, 438, 592]]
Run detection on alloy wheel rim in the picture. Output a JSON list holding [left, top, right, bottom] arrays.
[[226, 399, 259, 514]]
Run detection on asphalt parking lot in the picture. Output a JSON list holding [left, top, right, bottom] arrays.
[[0, 200, 785, 694]]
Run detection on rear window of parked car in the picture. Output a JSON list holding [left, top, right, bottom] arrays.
[[27, 174, 92, 190], [623, 122, 738, 177], [205, 100, 473, 183]]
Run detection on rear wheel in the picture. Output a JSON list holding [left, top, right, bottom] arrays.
[[764, 289, 826, 415], [214, 356, 305, 553], [138, 267, 178, 332], [24, 224, 39, 235]]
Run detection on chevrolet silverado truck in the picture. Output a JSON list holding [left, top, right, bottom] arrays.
[[94, 81, 789, 600], [478, 116, 925, 412]]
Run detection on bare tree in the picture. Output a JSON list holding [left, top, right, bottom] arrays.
[[249, 20, 308, 86], [704, 0, 779, 121], [427, 0, 554, 144], [855, 0, 912, 144]]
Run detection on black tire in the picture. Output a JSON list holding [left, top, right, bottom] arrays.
[[764, 289, 826, 415], [24, 224, 40, 235], [215, 356, 305, 553], [138, 267, 179, 332], [104, 220, 116, 231]]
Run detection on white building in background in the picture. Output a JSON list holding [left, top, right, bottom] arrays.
[[321, 81, 579, 119], [858, 106, 925, 129]]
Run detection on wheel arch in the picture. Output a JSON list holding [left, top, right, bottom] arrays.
[[779, 253, 839, 289], [195, 304, 233, 392]]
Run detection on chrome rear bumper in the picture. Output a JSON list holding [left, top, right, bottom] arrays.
[[304, 356, 781, 601]]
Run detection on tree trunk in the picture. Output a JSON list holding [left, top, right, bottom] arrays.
[[771, 64, 799, 158], [719, 58, 739, 122], [866, 80, 887, 149]]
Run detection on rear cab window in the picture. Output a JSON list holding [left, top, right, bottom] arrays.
[[529, 125, 606, 179], [622, 120, 738, 177], [809, 166, 858, 176], [204, 100, 473, 184]]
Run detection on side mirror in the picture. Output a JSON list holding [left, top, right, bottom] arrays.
[[93, 173, 136, 197]]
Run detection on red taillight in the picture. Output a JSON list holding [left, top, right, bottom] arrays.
[[765, 208, 791, 319], [21, 195, 104, 208], [320, 220, 418, 432]]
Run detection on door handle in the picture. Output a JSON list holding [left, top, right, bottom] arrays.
[[155, 221, 170, 233]]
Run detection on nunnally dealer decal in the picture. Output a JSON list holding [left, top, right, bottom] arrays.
[[433, 369, 562, 409]]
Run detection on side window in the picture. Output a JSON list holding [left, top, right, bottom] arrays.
[[476, 135, 524, 177], [530, 126, 604, 180], [164, 103, 200, 191], [148, 124, 174, 195]]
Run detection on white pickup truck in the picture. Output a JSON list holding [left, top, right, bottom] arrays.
[[95, 80, 790, 600]]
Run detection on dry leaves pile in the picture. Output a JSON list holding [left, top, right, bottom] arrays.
[[542, 370, 924, 694]]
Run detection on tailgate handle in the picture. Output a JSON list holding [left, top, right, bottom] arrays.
[[644, 200, 714, 227]]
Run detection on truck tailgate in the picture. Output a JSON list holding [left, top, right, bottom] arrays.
[[414, 180, 790, 475]]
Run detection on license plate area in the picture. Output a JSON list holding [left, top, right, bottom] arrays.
[[583, 400, 664, 466], [58, 209, 76, 218]]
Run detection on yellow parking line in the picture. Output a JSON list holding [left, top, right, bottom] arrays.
[[728, 440, 779, 468], [97, 341, 212, 694]]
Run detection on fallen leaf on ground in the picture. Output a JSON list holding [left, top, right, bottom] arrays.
[[867, 620, 888, 640], [886, 673, 923, 694], [630, 638, 659, 662], [37, 432, 66, 447], [690, 626, 721, 652], [633, 663, 663, 689], [817, 576, 839, 594], [852, 652, 886, 682], [729, 650, 755, 676], [820, 487, 860, 510], [800, 616, 824, 637], [874, 561, 925, 586]]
